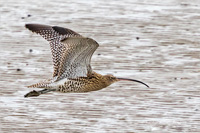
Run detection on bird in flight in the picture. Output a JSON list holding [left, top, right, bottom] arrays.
[[24, 24, 149, 98]]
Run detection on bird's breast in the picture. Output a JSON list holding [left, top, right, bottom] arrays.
[[57, 76, 108, 93]]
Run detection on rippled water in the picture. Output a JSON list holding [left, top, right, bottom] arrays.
[[0, 0, 200, 132]]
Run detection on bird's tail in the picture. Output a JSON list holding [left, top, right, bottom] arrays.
[[27, 78, 54, 88], [27, 82, 48, 88]]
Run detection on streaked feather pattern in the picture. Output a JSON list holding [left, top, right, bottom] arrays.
[[25, 24, 99, 87], [57, 37, 99, 80], [25, 24, 82, 77], [24, 24, 149, 98]]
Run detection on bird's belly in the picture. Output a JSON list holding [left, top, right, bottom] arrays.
[[57, 80, 105, 93]]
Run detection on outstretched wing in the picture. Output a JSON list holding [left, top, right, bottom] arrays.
[[25, 24, 82, 77], [56, 37, 99, 80]]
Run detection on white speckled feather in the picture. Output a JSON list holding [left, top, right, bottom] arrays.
[[56, 37, 99, 80], [25, 24, 82, 77]]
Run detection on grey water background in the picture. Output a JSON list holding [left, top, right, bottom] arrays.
[[0, 0, 200, 132]]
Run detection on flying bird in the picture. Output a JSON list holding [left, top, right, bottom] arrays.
[[24, 24, 149, 98]]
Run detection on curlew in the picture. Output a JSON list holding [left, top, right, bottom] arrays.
[[24, 24, 149, 98]]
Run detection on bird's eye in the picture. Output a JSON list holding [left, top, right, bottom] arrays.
[[110, 76, 115, 80]]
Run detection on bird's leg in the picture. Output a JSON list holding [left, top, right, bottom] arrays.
[[24, 89, 56, 98]]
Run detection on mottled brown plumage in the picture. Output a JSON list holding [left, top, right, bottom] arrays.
[[24, 24, 149, 98]]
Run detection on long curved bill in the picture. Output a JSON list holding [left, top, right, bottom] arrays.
[[117, 78, 149, 88]]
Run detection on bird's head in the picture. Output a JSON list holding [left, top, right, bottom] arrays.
[[104, 74, 119, 84], [104, 74, 149, 88]]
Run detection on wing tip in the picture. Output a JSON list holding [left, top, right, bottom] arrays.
[[25, 23, 32, 30], [25, 23, 39, 32], [25, 23, 52, 32]]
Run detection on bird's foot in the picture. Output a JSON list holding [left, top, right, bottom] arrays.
[[24, 90, 40, 98]]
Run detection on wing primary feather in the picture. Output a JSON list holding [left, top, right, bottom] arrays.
[[25, 24, 82, 77], [25, 24, 99, 80]]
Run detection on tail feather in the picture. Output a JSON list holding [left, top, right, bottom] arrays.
[[27, 82, 48, 88], [27, 78, 55, 88]]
